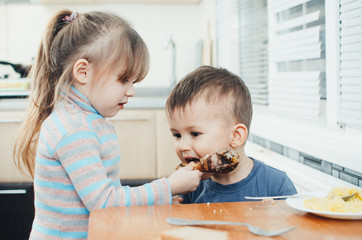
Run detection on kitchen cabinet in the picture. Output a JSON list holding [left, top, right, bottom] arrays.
[[0, 111, 31, 182], [155, 110, 179, 178], [110, 109, 180, 180], [0, 109, 179, 182], [109, 110, 157, 179]]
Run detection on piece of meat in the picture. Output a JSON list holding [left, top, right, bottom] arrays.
[[177, 148, 239, 173]]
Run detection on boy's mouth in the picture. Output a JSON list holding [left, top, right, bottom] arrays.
[[184, 157, 200, 164]]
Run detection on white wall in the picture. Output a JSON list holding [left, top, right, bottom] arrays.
[[0, 1, 216, 87]]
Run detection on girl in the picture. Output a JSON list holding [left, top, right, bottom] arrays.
[[14, 10, 202, 239]]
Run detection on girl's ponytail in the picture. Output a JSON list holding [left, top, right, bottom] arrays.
[[13, 10, 74, 178]]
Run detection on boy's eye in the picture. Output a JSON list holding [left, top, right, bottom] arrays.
[[172, 133, 181, 139], [191, 131, 200, 137]]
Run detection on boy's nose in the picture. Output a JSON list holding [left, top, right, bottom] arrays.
[[178, 138, 191, 152]]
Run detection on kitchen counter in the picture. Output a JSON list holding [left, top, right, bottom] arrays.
[[0, 95, 168, 111], [0, 98, 29, 111]]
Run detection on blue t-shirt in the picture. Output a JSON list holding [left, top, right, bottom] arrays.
[[181, 158, 297, 204]]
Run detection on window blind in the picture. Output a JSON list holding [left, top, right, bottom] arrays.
[[238, 0, 269, 105], [215, 0, 240, 75], [267, 0, 325, 119], [339, 0, 362, 128]]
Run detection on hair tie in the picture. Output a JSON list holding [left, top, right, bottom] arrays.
[[62, 11, 78, 24]]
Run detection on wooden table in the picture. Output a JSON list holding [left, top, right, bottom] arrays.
[[88, 201, 361, 240]]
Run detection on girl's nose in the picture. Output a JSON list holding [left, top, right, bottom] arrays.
[[126, 85, 135, 97]]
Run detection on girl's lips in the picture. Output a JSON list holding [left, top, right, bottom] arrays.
[[118, 103, 125, 109], [118, 101, 127, 109]]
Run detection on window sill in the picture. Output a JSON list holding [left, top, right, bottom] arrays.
[[250, 105, 362, 173], [245, 142, 355, 192]]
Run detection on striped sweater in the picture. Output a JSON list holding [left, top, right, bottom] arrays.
[[30, 87, 172, 240]]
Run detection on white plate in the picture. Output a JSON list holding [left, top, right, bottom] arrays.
[[285, 192, 362, 220]]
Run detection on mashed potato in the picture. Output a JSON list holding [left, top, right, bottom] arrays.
[[303, 187, 362, 213]]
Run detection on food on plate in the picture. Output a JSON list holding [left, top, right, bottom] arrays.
[[303, 187, 362, 213], [161, 226, 228, 240], [176, 148, 239, 173]]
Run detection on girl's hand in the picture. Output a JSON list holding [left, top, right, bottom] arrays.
[[167, 162, 202, 196], [172, 195, 183, 204], [201, 172, 213, 180]]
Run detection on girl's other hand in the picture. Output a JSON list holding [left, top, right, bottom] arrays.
[[172, 195, 183, 205], [167, 162, 202, 195]]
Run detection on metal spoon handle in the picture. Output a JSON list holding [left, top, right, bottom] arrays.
[[244, 194, 312, 200], [167, 217, 247, 227]]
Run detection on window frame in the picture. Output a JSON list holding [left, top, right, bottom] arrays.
[[216, 0, 362, 173]]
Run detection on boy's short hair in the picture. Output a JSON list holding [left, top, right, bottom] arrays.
[[166, 65, 253, 130]]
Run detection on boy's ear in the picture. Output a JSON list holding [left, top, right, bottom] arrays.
[[73, 59, 90, 84], [230, 123, 248, 148]]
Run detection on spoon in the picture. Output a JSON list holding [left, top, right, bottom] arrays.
[[166, 217, 297, 237]]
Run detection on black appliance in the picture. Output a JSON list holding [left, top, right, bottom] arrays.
[[0, 182, 34, 240], [0, 61, 31, 78]]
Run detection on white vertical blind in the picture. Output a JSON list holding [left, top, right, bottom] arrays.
[[239, 0, 269, 105], [230, 0, 242, 75], [267, 0, 325, 119], [339, 0, 362, 128], [215, 0, 240, 75]]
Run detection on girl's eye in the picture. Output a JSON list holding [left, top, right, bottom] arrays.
[[172, 133, 181, 139], [119, 77, 131, 83], [191, 131, 200, 137]]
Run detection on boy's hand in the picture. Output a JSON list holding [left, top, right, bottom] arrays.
[[168, 162, 202, 196]]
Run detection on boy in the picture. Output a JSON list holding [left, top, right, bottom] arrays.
[[165, 66, 297, 203]]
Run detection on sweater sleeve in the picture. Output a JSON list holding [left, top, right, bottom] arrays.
[[54, 128, 172, 211], [276, 173, 298, 196]]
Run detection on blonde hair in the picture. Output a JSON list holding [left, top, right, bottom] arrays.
[[14, 10, 150, 178]]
